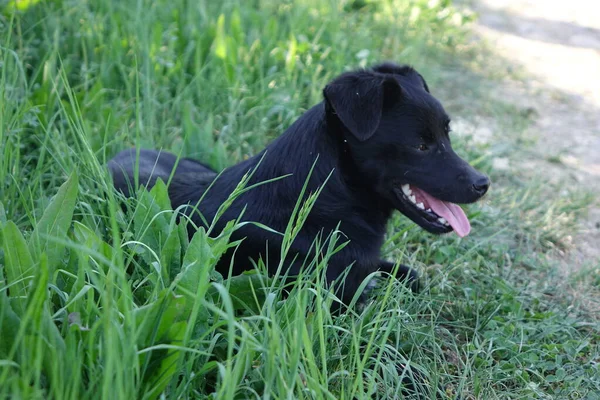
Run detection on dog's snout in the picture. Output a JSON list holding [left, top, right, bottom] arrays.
[[472, 176, 490, 196]]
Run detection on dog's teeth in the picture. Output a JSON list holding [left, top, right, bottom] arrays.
[[416, 202, 424, 210], [401, 184, 411, 196], [409, 195, 416, 204], [426, 208, 432, 212], [438, 217, 448, 225]]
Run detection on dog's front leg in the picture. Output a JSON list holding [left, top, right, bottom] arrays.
[[331, 261, 420, 310], [377, 261, 420, 293]]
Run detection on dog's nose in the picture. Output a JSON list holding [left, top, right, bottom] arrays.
[[472, 176, 490, 196]]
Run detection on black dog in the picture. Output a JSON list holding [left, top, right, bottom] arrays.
[[109, 62, 489, 305]]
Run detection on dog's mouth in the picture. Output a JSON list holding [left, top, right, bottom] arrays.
[[393, 184, 471, 237]]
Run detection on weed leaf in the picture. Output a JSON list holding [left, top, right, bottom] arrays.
[[30, 171, 79, 274], [2, 221, 34, 315]]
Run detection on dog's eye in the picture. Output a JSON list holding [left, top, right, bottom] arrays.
[[417, 143, 429, 151]]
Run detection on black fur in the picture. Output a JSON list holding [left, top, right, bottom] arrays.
[[108, 63, 489, 305]]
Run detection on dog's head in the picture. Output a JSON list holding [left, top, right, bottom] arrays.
[[323, 63, 490, 237]]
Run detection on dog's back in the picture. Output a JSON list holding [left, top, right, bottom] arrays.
[[108, 148, 217, 198]]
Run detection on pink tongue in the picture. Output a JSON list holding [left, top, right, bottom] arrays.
[[413, 188, 471, 237]]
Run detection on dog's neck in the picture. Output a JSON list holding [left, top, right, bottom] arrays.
[[258, 103, 367, 190], [324, 99, 352, 155], [252, 103, 393, 223], [322, 102, 378, 193]]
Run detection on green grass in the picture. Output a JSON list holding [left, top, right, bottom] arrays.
[[1, 0, 599, 398]]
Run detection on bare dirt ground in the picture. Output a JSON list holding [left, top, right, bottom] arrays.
[[472, 0, 600, 273]]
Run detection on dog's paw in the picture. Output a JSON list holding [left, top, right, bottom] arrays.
[[378, 262, 420, 293]]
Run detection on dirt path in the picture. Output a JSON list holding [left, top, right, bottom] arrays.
[[472, 0, 600, 272]]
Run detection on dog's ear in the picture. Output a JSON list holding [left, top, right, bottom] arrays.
[[323, 74, 400, 141], [415, 72, 430, 93], [371, 63, 430, 93]]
